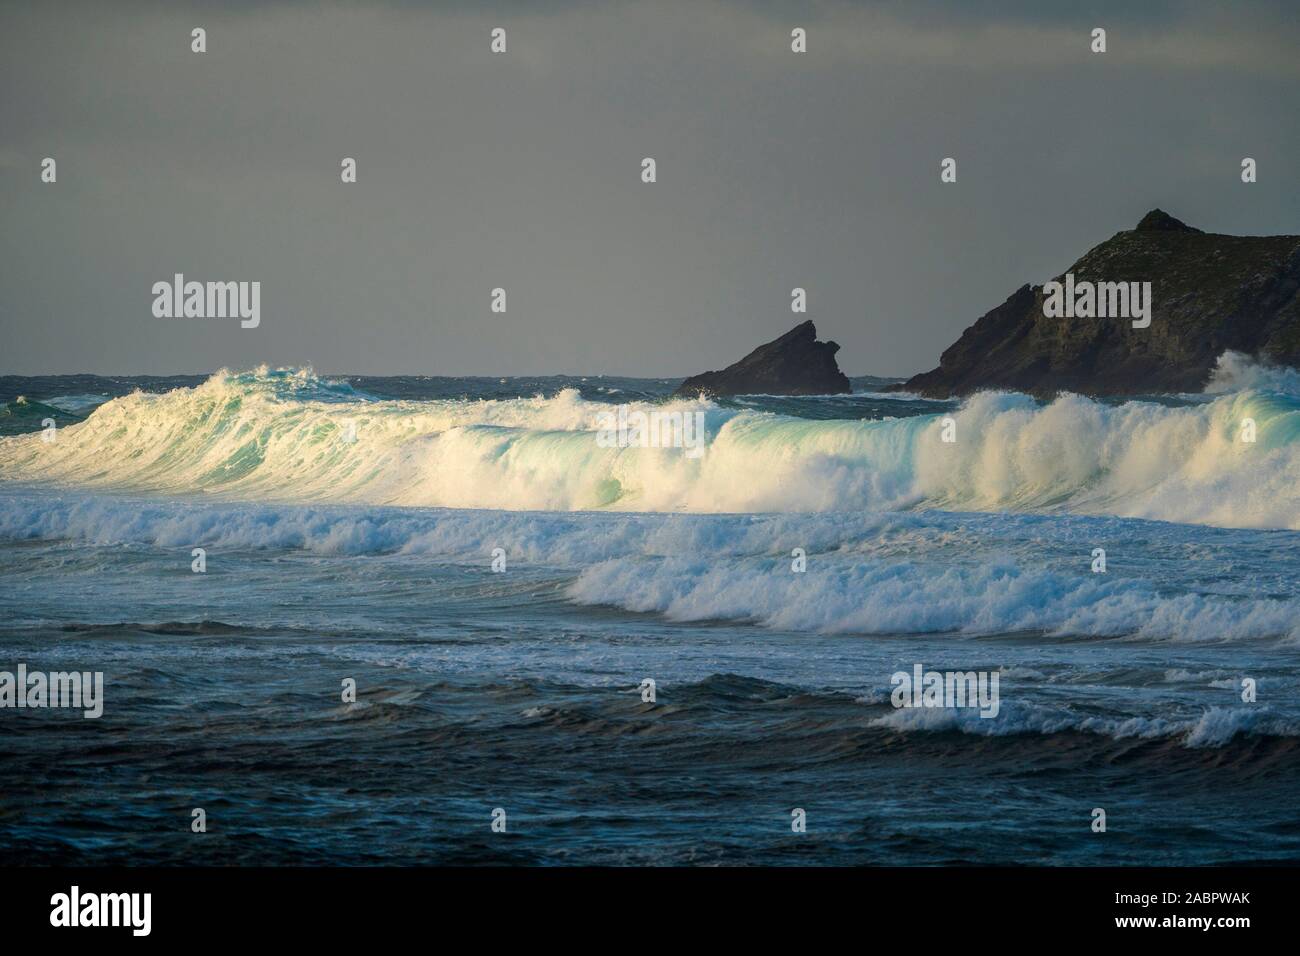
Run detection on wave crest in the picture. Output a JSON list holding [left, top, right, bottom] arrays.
[[1, 364, 1297, 529]]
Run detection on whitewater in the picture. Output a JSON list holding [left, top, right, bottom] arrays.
[[3, 358, 1299, 864], [1, 355, 1297, 646], [1, 352, 1297, 529]]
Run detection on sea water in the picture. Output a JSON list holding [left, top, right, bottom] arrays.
[[1, 358, 1297, 864]]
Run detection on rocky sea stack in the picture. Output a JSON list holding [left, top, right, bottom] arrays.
[[674, 320, 851, 397], [896, 210, 1300, 397]]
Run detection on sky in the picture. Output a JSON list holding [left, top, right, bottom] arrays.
[[1, 0, 1298, 377]]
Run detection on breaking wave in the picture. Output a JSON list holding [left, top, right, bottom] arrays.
[[0, 360, 1297, 529], [1, 493, 1296, 643]]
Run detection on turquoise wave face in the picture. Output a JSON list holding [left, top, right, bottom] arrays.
[[0, 397, 83, 437], [0, 362, 1297, 528]]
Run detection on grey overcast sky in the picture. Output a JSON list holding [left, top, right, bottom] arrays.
[[1, 0, 1297, 377]]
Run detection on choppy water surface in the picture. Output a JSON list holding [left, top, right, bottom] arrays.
[[1, 361, 1297, 864]]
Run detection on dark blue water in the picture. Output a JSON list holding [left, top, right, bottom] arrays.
[[1, 372, 1297, 865]]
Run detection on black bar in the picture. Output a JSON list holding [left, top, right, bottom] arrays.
[[1, 866, 1279, 941]]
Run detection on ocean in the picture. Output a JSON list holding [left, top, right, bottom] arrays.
[[1, 360, 1298, 865]]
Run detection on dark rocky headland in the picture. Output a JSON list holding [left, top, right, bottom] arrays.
[[674, 319, 852, 397], [896, 210, 1300, 398]]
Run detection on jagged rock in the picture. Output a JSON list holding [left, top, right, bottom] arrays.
[[896, 210, 1300, 397], [674, 320, 852, 397]]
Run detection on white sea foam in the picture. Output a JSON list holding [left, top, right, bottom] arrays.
[[1204, 350, 1300, 396], [1, 493, 1295, 643], [566, 554, 1300, 642], [865, 700, 1293, 746], [1, 360, 1297, 528]]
